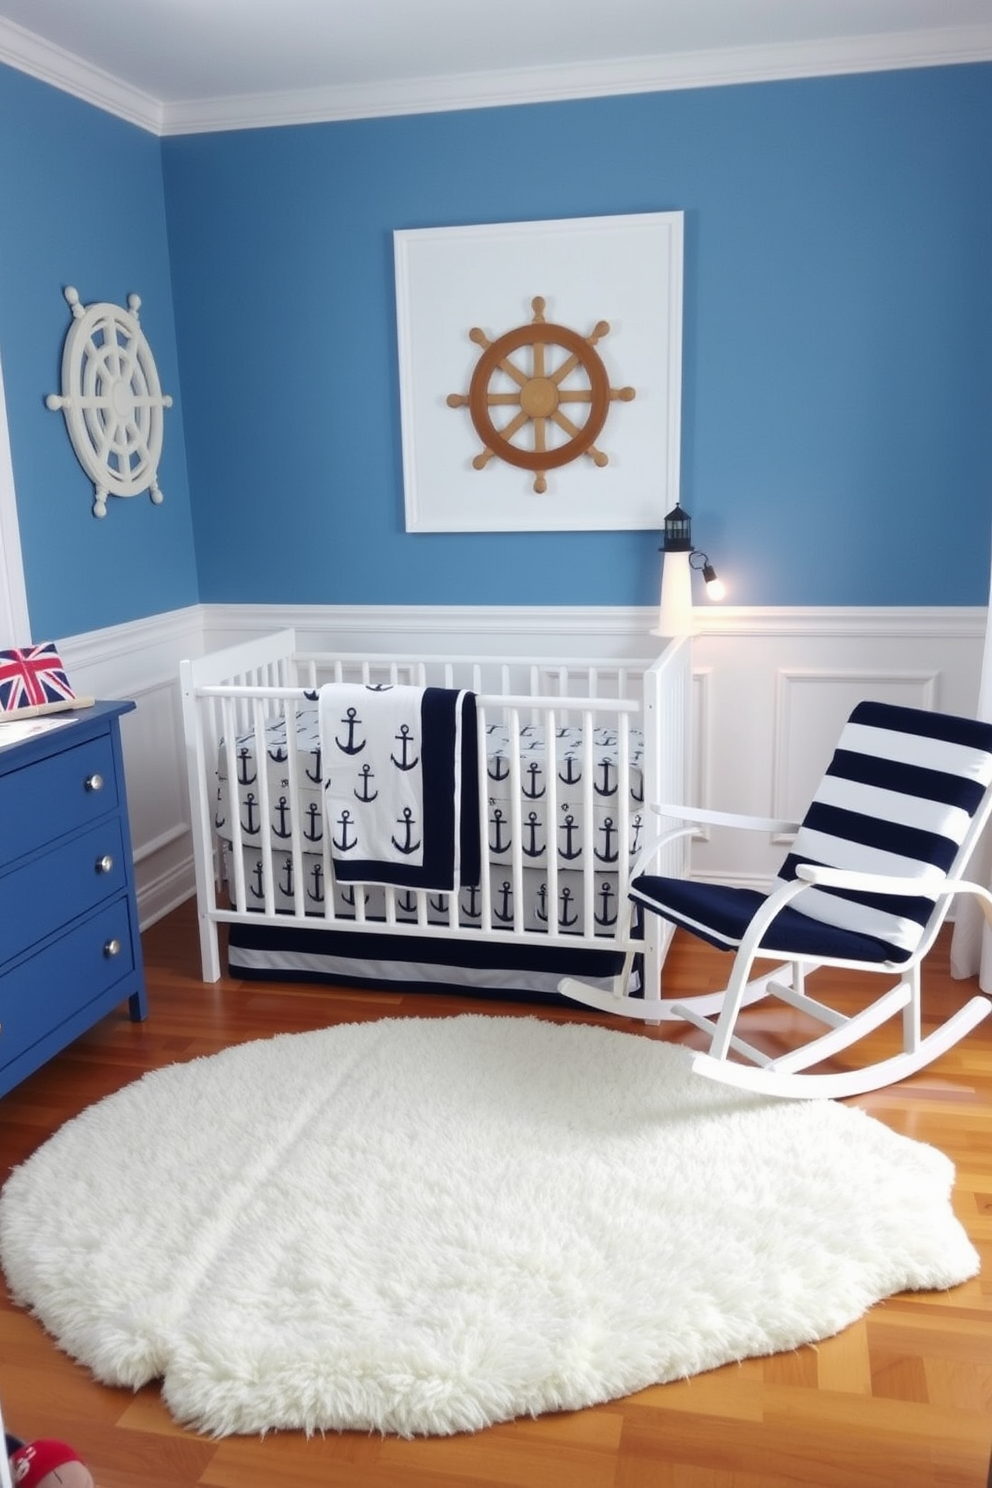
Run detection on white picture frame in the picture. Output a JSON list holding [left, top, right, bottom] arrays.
[[394, 211, 683, 533]]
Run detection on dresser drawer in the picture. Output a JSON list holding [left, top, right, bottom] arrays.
[[0, 731, 119, 863], [0, 898, 136, 1073], [0, 818, 128, 965]]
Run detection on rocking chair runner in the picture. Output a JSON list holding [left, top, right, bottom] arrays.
[[559, 701, 992, 1098]]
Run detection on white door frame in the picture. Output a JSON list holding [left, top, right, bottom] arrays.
[[0, 342, 30, 645]]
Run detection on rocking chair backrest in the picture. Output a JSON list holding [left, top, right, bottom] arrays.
[[776, 702, 992, 956]]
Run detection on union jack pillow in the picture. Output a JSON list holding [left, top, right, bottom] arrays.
[[0, 642, 78, 716]]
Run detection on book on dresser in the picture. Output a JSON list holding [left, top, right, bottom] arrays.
[[0, 699, 147, 1097]]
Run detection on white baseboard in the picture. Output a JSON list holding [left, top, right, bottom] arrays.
[[133, 853, 196, 928]]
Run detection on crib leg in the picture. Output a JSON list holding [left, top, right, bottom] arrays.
[[198, 902, 222, 982]]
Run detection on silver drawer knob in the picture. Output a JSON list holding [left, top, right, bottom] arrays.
[[96, 854, 115, 874], [85, 772, 104, 792], [103, 938, 122, 958]]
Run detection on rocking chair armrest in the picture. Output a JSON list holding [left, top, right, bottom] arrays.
[[649, 802, 801, 835], [794, 862, 946, 896], [627, 823, 697, 880], [630, 805, 800, 884]]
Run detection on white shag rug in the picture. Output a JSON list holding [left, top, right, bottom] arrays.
[[0, 1014, 978, 1439]]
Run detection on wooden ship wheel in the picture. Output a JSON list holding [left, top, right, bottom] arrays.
[[447, 297, 635, 494]]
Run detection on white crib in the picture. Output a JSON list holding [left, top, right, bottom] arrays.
[[180, 629, 691, 1005]]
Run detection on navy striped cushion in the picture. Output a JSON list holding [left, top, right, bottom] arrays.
[[777, 702, 992, 955], [629, 877, 911, 962]]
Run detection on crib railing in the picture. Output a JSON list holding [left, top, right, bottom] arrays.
[[180, 630, 691, 998]]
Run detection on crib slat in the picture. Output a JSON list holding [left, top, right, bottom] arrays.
[[281, 694, 308, 922], [580, 707, 595, 940], [505, 705, 524, 936], [251, 696, 277, 918], [544, 708, 559, 938], [220, 695, 249, 921], [475, 700, 494, 933]]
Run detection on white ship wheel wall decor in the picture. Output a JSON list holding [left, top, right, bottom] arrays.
[[46, 285, 172, 518]]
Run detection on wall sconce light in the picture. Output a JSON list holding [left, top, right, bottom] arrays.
[[650, 502, 725, 638], [689, 548, 726, 602]]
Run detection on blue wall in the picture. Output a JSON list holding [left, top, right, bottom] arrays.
[[0, 63, 198, 640], [162, 63, 992, 609], [1, 59, 991, 637]]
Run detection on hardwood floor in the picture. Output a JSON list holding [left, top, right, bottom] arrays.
[[1, 901, 991, 1487]]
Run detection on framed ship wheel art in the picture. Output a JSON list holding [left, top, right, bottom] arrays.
[[394, 211, 684, 532], [446, 296, 635, 495]]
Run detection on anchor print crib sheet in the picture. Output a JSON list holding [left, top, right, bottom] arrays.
[[220, 853, 630, 937], [485, 721, 645, 870], [213, 705, 644, 937]]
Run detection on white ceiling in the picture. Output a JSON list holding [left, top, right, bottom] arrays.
[[0, 0, 990, 134]]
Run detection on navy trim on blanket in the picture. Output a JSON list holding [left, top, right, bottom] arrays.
[[330, 688, 480, 892]]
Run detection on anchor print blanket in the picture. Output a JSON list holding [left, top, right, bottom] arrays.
[[317, 684, 480, 892]]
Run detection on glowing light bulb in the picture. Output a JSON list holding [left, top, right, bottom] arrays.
[[702, 564, 726, 602]]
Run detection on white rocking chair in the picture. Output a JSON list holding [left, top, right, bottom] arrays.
[[560, 701, 992, 1098]]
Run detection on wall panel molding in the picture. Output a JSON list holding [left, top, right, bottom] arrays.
[[692, 605, 987, 639], [771, 667, 939, 840], [202, 602, 988, 647], [57, 606, 201, 926], [689, 665, 713, 842], [691, 616, 984, 889], [200, 603, 666, 660]]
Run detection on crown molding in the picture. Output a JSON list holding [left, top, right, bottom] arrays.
[[1, 15, 991, 138], [160, 25, 992, 135], [0, 13, 162, 132]]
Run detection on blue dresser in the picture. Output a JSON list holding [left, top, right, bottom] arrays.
[[0, 700, 147, 1096]]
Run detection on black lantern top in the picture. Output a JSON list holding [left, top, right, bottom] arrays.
[[661, 503, 693, 553]]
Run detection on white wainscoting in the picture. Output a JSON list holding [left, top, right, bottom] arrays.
[[56, 602, 986, 927], [690, 606, 986, 889], [198, 603, 669, 661], [59, 606, 204, 927]]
